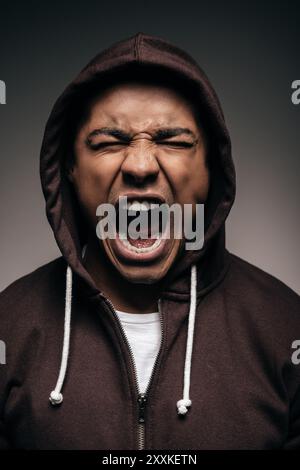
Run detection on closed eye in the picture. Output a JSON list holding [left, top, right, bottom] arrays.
[[88, 141, 127, 150], [157, 141, 195, 148]]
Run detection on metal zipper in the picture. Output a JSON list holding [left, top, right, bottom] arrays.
[[103, 296, 165, 450]]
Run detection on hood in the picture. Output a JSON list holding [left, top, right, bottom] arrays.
[[40, 31, 236, 301], [40, 32, 236, 415]]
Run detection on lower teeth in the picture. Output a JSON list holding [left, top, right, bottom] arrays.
[[119, 234, 162, 253]]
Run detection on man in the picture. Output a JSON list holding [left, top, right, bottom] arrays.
[[0, 32, 299, 450]]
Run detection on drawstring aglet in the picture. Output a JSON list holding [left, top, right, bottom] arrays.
[[177, 398, 192, 415], [49, 390, 63, 405]]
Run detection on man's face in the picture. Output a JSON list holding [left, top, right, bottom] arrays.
[[69, 81, 210, 284]]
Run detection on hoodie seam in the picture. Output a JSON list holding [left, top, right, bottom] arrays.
[[133, 33, 142, 61]]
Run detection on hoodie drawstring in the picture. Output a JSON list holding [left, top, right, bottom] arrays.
[[49, 261, 197, 416], [176, 264, 197, 415], [49, 265, 73, 405]]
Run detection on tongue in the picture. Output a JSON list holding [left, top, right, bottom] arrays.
[[127, 237, 157, 248], [125, 217, 160, 247]]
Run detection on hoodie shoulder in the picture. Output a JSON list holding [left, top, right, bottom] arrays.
[[0, 257, 67, 321], [228, 251, 299, 300], [0, 256, 66, 296], [226, 251, 300, 332]]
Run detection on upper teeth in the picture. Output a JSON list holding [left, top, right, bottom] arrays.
[[127, 200, 153, 212]]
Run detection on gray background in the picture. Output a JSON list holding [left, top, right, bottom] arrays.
[[0, 0, 299, 294]]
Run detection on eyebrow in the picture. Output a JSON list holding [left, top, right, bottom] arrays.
[[86, 126, 197, 143]]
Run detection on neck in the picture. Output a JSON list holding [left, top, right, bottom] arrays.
[[83, 235, 166, 313]]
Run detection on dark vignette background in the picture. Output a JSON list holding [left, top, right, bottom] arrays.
[[0, 0, 299, 294]]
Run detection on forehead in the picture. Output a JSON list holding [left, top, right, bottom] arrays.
[[81, 81, 199, 130]]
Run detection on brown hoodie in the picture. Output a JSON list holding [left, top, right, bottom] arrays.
[[0, 32, 300, 450]]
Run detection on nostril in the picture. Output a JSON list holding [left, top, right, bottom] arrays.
[[122, 172, 158, 186]]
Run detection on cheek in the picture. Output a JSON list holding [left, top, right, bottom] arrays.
[[159, 153, 210, 204], [71, 155, 120, 221]]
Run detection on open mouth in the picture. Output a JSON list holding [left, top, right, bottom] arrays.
[[108, 195, 174, 262]]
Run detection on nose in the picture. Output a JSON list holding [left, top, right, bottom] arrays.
[[121, 139, 160, 186]]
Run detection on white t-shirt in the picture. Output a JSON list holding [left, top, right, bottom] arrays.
[[115, 310, 162, 394]]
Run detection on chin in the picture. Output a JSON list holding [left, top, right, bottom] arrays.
[[115, 265, 169, 285], [103, 237, 182, 285]]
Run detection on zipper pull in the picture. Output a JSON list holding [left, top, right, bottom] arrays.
[[137, 393, 147, 424]]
